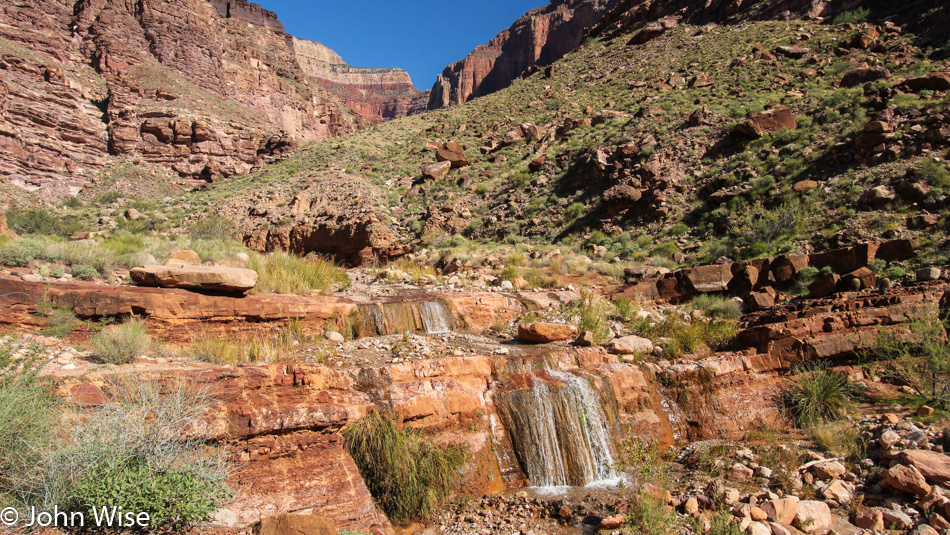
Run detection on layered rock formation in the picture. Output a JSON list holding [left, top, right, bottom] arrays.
[[294, 38, 428, 124], [428, 0, 612, 109], [0, 0, 424, 200]]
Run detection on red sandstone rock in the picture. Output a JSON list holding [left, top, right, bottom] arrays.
[[518, 322, 578, 343], [259, 514, 337, 535], [0, 209, 17, 239], [735, 107, 797, 138], [428, 0, 610, 109], [900, 450, 950, 485], [423, 161, 452, 180], [885, 464, 932, 495], [130, 265, 258, 293], [436, 141, 470, 168]]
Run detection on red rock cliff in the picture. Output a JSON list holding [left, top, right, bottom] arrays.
[[428, 0, 612, 109], [0, 0, 420, 200], [293, 38, 428, 125]]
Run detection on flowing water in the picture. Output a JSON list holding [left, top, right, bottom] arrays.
[[496, 369, 618, 487], [356, 300, 455, 336]]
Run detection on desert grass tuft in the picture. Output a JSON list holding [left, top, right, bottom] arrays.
[[89, 319, 150, 365], [784, 370, 853, 427], [343, 409, 465, 521], [247, 251, 349, 295]]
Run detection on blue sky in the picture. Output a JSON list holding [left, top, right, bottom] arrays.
[[260, 0, 546, 89]]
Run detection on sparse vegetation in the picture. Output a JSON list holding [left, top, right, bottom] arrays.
[[624, 493, 678, 535], [89, 320, 150, 365], [247, 251, 349, 295]]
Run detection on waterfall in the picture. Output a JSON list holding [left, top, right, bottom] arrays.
[[496, 370, 618, 487], [356, 300, 456, 337]]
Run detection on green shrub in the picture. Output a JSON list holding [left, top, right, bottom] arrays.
[[565, 202, 586, 221], [0, 240, 40, 267], [614, 297, 635, 321], [34, 381, 232, 529], [102, 232, 145, 255], [703, 511, 743, 535], [832, 7, 870, 25], [343, 410, 465, 521], [71, 264, 100, 281], [188, 215, 235, 241], [0, 341, 58, 504], [882, 266, 906, 280], [5, 208, 81, 237], [784, 370, 853, 427], [809, 421, 864, 460], [567, 290, 611, 344], [625, 493, 678, 535], [670, 223, 689, 237], [247, 251, 349, 295], [89, 320, 150, 364], [864, 315, 950, 409], [40, 308, 81, 338], [689, 295, 741, 320]]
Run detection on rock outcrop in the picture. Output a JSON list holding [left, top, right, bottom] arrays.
[[130, 264, 259, 293], [427, 0, 612, 109], [293, 38, 427, 124]]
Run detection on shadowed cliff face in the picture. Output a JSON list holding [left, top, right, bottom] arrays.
[[428, 0, 612, 110]]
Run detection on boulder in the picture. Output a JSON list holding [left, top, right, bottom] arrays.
[[517, 322, 578, 343], [685, 263, 733, 293], [808, 274, 840, 298], [821, 479, 853, 503], [606, 335, 654, 355], [812, 460, 846, 481], [876, 239, 915, 262], [917, 267, 942, 282], [792, 180, 819, 192], [859, 185, 897, 207], [574, 330, 596, 347], [436, 140, 470, 168], [854, 508, 884, 531], [760, 497, 798, 525], [259, 513, 337, 535], [167, 249, 201, 265], [900, 450, 950, 484], [775, 46, 811, 58], [423, 160, 452, 180], [599, 515, 625, 530], [735, 107, 798, 138], [130, 265, 258, 294], [885, 464, 932, 495], [794, 500, 831, 533], [840, 65, 890, 87], [903, 73, 950, 92], [843, 267, 876, 290]]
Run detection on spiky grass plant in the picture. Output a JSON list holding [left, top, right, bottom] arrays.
[[784, 370, 853, 427], [343, 410, 465, 521]]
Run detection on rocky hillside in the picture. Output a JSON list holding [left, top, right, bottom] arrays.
[[428, 0, 613, 109], [181, 0, 949, 272], [0, 0, 422, 200]]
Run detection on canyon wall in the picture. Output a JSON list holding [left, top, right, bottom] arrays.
[[428, 0, 612, 109], [293, 38, 428, 125], [0, 0, 423, 200]]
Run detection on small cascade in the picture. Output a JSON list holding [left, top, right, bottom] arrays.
[[357, 300, 456, 337], [496, 369, 618, 487]]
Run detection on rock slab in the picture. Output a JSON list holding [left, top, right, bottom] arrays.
[[131, 265, 258, 293]]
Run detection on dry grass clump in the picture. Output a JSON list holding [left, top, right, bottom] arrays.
[[247, 251, 349, 295], [89, 320, 150, 364]]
